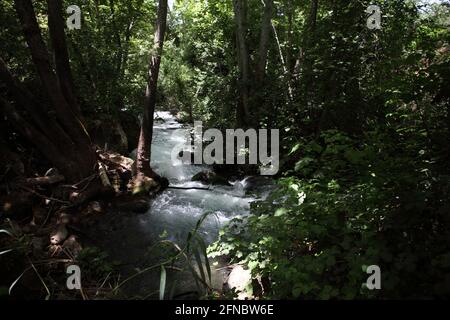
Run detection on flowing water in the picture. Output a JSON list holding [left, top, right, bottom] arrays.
[[86, 111, 274, 298], [146, 111, 274, 243]]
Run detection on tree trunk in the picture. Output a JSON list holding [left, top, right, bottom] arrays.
[[0, 57, 73, 151], [0, 97, 77, 178], [272, 20, 293, 101], [255, 0, 273, 83], [233, 0, 251, 127], [286, 0, 294, 77], [303, 0, 319, 119], [135, 0, 168, 183], [47, 0, 82, 119], [14, 0, 85, 146], [303, 0, 319, 64], [6, 0, 96, 183], [294, 0, 318, 78]]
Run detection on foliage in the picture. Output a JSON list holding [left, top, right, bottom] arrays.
[[205, 0, 450, 299], [76, 247, 118, 280], [210, 125, 450, 299], [1, 0, 449, 300], [115, 213, 214, 299]]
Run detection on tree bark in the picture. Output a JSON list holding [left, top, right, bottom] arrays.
[[47, 0, 82, 119], [135, 0, 168, 182], [8, 0, 96, 183], [233, 0, 251, 127], [256, 0, 273, 83], [13, 0, 85, 147], [286, 0, 294, 78], [0, 97, 77, 177], [272, 21, 293, 101], [0, 57, 73, 150], [302, 0, 319, 118], [294, 0, 318, 78], [109, 0, 123, 75]]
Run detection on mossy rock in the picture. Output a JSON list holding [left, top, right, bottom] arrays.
[[131, 176, 158, 195]]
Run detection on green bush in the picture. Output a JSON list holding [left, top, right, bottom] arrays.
[[209, 130, 450, 299]]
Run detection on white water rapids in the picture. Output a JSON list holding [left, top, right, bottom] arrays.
[[143, 111, 271, 243], [86, 111, 274, 298]]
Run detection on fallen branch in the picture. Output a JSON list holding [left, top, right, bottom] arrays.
[[98, 162, 111, 187], [0, 175, 65, 190], [25, 175, 65, 186], [167, 186, 211, 191], [20, 186, 70, 205]]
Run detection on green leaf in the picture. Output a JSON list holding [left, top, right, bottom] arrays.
[[294, 157, 314, 172], [275, 208, 287, 217], [193, 246, 207, 286], [289, 143, 301, 155]]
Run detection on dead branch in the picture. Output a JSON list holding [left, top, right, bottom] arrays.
[[26, 175, 65, 186], [167, 186, 211, 191]]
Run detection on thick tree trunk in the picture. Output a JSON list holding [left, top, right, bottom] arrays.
[[7, 0, 96, 183], [233, 0, 251, 127], [0, 136, 24, 177], [47, 0, 82, 119], [0, 57, 73, 151], [0, 97, 77, 177], [135, 0, 168, 183], [14, 0, 85, 146]]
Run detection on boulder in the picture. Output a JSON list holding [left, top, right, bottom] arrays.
[[175, 111, 191, 123], [191, 171, 231, 186], [226, 265, 252, 300]]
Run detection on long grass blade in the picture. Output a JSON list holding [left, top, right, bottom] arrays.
[[9, 270, 27, 295], [195, 234, 211, 285], [193, 246, 206, 287], [0, 249, 13, 256], [168, 280, 177, 300], [159, 265, 166, 300], [0, 229, 14, 237], [29, 259, 51, 299]]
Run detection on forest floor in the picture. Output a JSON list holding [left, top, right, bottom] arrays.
[[0, 148, 170, 299]]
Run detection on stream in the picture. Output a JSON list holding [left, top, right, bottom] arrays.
[[86, 112, 274, 298]]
